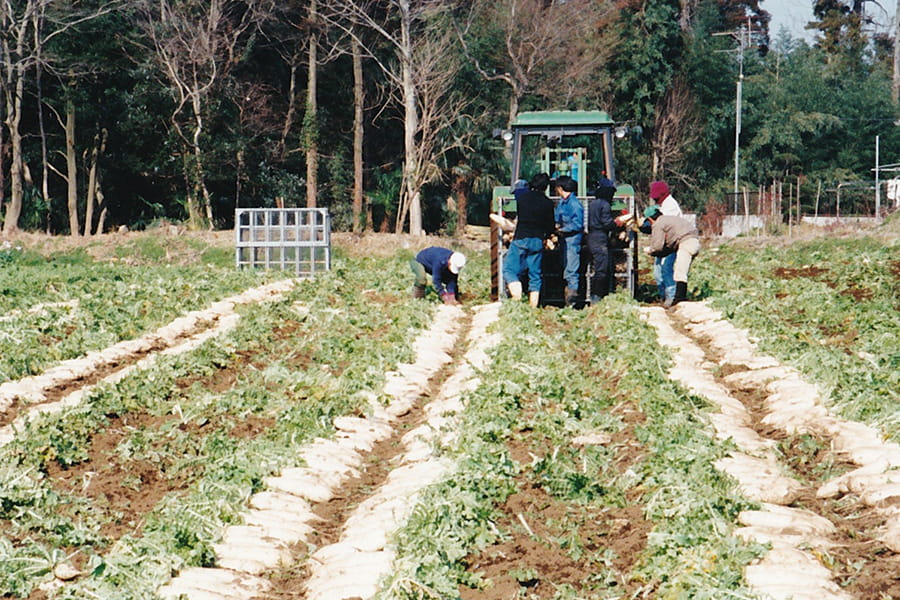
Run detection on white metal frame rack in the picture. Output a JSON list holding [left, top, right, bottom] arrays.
[[235, 208, 331, 275]]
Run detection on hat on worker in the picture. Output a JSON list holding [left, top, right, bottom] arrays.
[[513, 179, 529, 192], [649, 180, 670, 200], [643, 205, 662, 219], [449, 252, 466, 274]]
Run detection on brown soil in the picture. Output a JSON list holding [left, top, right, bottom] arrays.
[[459, 486, 648, 600], [18, 331, 287, 600], [839, 284, 875, 301], [890, 260, 900, 280], [460, 400, 651, 599], [773, 265, 830, 279], [0, 319, 214, 428]]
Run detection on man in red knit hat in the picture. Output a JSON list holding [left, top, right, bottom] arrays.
[[647, 180, 682, 305]]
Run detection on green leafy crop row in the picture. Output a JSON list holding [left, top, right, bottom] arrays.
[[0, 250, 287, 383], [0, 251, 432, 598], [691, 236, 899, 442], [384, 296, 763, 599]]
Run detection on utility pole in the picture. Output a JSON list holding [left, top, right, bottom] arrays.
[[714, 19, 752, 213], [875, 135, 881, 220]]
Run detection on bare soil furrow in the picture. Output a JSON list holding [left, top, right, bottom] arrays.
[[644, 300, 900, 600], [0, 279, 298, 435], [159, 303, 496, 600]]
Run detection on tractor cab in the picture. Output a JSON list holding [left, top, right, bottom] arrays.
[[490, 110, 638, 305]]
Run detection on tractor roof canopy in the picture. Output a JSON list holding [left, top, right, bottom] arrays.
[[510, 110, 615, 134]]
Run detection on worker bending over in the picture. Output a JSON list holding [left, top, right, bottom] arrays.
[[642, 206, 700, 308], [411, 246, 466, 305], [647, 180, 682, 305]]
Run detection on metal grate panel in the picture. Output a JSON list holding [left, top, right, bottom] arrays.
[[235, 208, 331, 275]]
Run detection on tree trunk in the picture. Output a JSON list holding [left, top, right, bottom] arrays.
[[3, 51, 26, 234], [85, 144, 96, 236], [235, 148, 244, 209], [352, 35, 365, 232], [306, 0, 318, 208], [36, 49, 50, 233], [278, 58, 299, 159], [95, 185, 107, 235], [399, 0, 422, 235], [85, 128, 107, 236], [893, 0, 900, 102], [508, 93, 518, 128], [0, 99, 5, 222], [190, 94, 213, 230], [455, 176, 469, 235], [181, 153, 203, 229], [65, 100, 79, 236]]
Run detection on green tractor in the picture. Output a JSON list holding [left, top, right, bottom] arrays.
[[490, 110, 638, 305]]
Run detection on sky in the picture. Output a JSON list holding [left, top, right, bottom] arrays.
[[762, 0, 897, 43], [763, 0, 817, 41]]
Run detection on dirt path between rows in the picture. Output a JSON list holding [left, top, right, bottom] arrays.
[[0, 280, 297, 447], [645, 301, 900, 600], [160, 303, 503, 600]]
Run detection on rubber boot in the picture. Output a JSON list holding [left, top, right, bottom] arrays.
[[508, 281, 523, 300], [674, 281, 688, 304], [528, 291, 540, 308], [412, 284, 426, 299], [663, 284, 676, 306]]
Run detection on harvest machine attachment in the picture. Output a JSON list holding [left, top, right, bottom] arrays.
[[490, 110, 638, 306]]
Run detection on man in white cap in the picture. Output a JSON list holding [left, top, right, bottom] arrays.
[[410, 246, 466, 305]]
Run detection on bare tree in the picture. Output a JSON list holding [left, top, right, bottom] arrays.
[[456, 0, 617, 126], [324, 0, 467, 236], [894, 0, 900, 102], [396, 26, 470, 232], [651, 78, 700, 181], [352, 34, 366, 231], [1, 0, 119, 234], [138, 0, 272, 229], [306, 0, 320, 208], [1, 0, 37, 234], [84, 128, 108, 236]]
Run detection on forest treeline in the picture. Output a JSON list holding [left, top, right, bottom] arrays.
[[1, 0, 897, 236]]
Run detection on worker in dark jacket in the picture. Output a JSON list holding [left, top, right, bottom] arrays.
[[503, 173, 555, 307], [587, 177, 617, 304], [643, 206, 700, 307], [411, 246, 466, 304]]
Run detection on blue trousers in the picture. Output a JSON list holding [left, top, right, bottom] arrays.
[[559, 234, 582, 291], [503, 238, 544, 292], [654, 254, 676, 301]]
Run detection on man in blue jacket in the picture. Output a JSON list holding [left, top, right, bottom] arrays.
[[553, 175, 584, 307], [410, 246, 466, 304]]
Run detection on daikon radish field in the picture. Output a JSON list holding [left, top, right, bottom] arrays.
[[0, 223, 896, 600]]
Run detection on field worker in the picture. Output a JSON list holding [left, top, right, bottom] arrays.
[[503, 173, 555, 307], [553, 175, 584, 307], [410, 246, 466, 305], [587, 177, 617, 304], [648, 180, 682, 305], [642, 206, 700, 308], [512, 178, 529, 200]]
